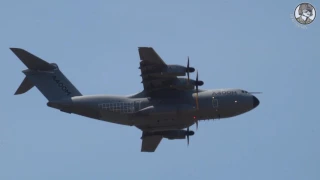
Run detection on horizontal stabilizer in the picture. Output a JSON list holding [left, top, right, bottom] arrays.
[[14, 77, 34, 95], [10, 48, 55, 71]]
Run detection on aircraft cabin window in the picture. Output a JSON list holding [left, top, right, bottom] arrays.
[[98, 102, 135, 113]]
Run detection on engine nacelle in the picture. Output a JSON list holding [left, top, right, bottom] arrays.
[[142, 77, 204, 90], [165, 64, 195, 74], [144, 130, 195, 140], [163, 130, 195, 140], [169, 78, 204, 89], [140, 64, 195, 78]]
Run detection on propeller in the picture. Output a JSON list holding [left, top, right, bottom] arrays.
[[195, 71, 199, 107], [186, 56, 195, 84], [194, 70, 201, 130], [193, 70, 204, 129], [194, 116, 198, 130], [187, 56, 190, 84], [187, 127, 190, 145], [186, 127, 195, 146]]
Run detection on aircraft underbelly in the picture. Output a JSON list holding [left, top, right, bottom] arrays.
[[94, 103, 241, 130], [99, 110, 133, 125], [133, 114, 196, 131]]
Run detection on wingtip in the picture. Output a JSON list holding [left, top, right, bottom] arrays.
[[9, 47, 24, 53], [14, 89, 22, 95]]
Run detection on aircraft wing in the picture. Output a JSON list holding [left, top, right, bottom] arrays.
[[138, 47, 167, 67], [138, 47, 202, 96], [141, 135, 162, 152], [139, 47, 175, 94]]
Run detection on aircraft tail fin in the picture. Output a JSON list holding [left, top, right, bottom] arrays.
[[11, 48, 82, 101], [14, 76, 35, 95]]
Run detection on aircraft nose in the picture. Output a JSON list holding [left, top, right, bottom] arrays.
[[252, 95, 260, 108]]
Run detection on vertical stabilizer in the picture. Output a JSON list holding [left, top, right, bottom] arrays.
[[11, 48, 82, 101]]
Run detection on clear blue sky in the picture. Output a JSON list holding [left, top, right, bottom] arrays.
[[1, 0, 319, 179]]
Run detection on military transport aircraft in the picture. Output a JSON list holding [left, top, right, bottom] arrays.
[[11, 47, 260, 152]]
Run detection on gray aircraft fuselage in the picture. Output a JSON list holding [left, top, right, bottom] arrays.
[[48, 88, 259, 132], [11, 47, 260, 151]]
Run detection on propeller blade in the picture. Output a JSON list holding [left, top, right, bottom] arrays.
[[195, 91, 199, 110], [187, 127, 190, 145], [195, 70, 199, 110], [194, 70, 200, 130], [196, 70, 198, 82], [196, 120, 198, 130], [187, 57, 190, 84]]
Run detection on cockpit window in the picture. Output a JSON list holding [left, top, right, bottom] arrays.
[[241, 90, 248, 93]]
